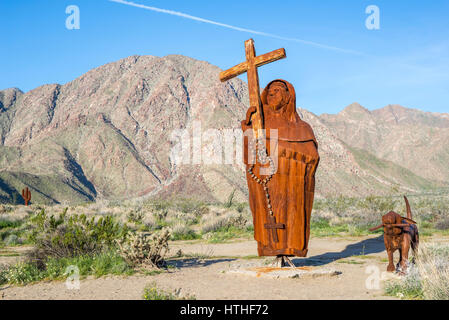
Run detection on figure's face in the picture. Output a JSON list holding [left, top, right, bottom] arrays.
[[267, 82, 288, 111]]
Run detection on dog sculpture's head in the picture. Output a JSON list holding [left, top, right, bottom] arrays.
[[370, 211, 417, 235], [382, 211, 405, 235]]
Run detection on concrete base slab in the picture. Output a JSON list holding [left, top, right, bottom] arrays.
[[226, 263, 342, 279]]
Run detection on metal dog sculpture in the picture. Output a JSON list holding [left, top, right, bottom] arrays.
[[370, 196, 419, 273]]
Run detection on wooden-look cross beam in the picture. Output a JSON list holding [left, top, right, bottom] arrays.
[[264, 215, 285, 243], [219, 39, 286, 138]]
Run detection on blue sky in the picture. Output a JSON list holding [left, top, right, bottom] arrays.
[[1, 0, 448, 115]]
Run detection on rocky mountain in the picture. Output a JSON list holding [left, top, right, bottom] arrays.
[[0, 55, 249, 204], [320, 103, 449, 185], [0, 55, 447, 204]]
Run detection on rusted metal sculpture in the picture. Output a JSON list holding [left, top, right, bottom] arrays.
[[220, 39, 320, 265], [21, 187, 31, 206], [370, 196, 419, 273]]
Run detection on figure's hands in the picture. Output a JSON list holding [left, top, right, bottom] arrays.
[[241, 106, 258, 164], [241, 106, 257, 130]]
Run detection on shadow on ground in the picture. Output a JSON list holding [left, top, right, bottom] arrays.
[[292, 235, 385, 267], [168, 258, 236, 269]]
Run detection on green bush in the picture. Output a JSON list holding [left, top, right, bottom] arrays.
[[143, 285, 178, 300], [310, 218, 366, 237], [205, 225, 253, 243], [384, 269, 423, 300], [142, 282, 196, 300], [127, 210, 144, 224], [0, 217, 27, 247], [28, 209, 129, 262], [0, 261, 44, 285], [171, 229, 201, 241], [0, 219, 23, 229], [0, 251, 133, 286], [44, 251, 133, 278]]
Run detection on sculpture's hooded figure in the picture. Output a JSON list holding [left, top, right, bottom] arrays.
[[242, 79, 320, 257]]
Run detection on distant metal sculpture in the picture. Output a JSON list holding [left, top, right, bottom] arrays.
[[21, 187, 31, 206], [220, 39, 320, 266], [369, 196, 419, 273]]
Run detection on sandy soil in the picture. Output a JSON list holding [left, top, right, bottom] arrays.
[[0, 235, 411, 300]]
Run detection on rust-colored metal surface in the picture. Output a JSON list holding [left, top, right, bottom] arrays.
[[220, 39, 319, 258], [21, 187, 31, 206], [249, 266, 313, 278], [370, 196, 419, 273], [242, 80, 319, 257], [219, 39, 286, 140]]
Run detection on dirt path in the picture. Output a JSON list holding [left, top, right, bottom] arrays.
[[0, 236, 405, 300]]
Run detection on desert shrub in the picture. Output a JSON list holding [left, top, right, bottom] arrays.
[[117, 229, 170, 269], [359, 196, 397, 215], [142, 214, 158, 230], [27, 209, 129, 262], [127, 210, 144, 224], [165, 211, 198, 227], [0, 205, 15, 214], [435, 217, 449, 230], [153, 211, 170, 229], [204, 225, 253, 243], [310, 218, 350, 237], [171, 223, 200, 241], [416, 243, 449, 299], [227, 213, 248, 229], [146, 198, 209, 218], [0, 261, 44, 285], [0, 265, 6, 285], [142, 285, 178, 300], [0, 251, 133, 286], [44, 251, 133, 279], [201, 211, 250, 234], [146, 199, 171, 212], [385, 266, 423, 299], [0, 215, 28, 247], [173, 198, 209, 216], [233, 202, 247, 213], [0, 217, 23, 229], [224, 189, 236, 208], [142, 282, 196, 300], [4, 234, 21, 246], [413, 195, 449, 218], [385, 243, 449, 300], [314, 195, 401, 218]]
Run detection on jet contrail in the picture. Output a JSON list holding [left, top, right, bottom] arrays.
[[108, 0, 364, 56]]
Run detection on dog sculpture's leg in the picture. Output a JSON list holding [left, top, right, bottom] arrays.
[[400, 238, 411, 273], [397, 248, 403, 272], [387, 249, 395, 272], [385, 235, 395, 272]]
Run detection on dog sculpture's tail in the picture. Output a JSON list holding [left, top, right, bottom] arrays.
[[404, 196, 412, 220], [404, 196, 419, 255]]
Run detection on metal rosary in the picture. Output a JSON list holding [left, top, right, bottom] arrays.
[[247, 137, 276, 217]]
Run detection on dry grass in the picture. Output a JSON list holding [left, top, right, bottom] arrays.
[[385, 242, 449, 300], [416, 243, 449, 300]]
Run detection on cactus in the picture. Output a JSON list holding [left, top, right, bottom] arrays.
[[21, 187, 31, 206], [117, 229, 171, 269]]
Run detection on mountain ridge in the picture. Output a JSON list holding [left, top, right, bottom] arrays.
[[0, 55, 446, 204]]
